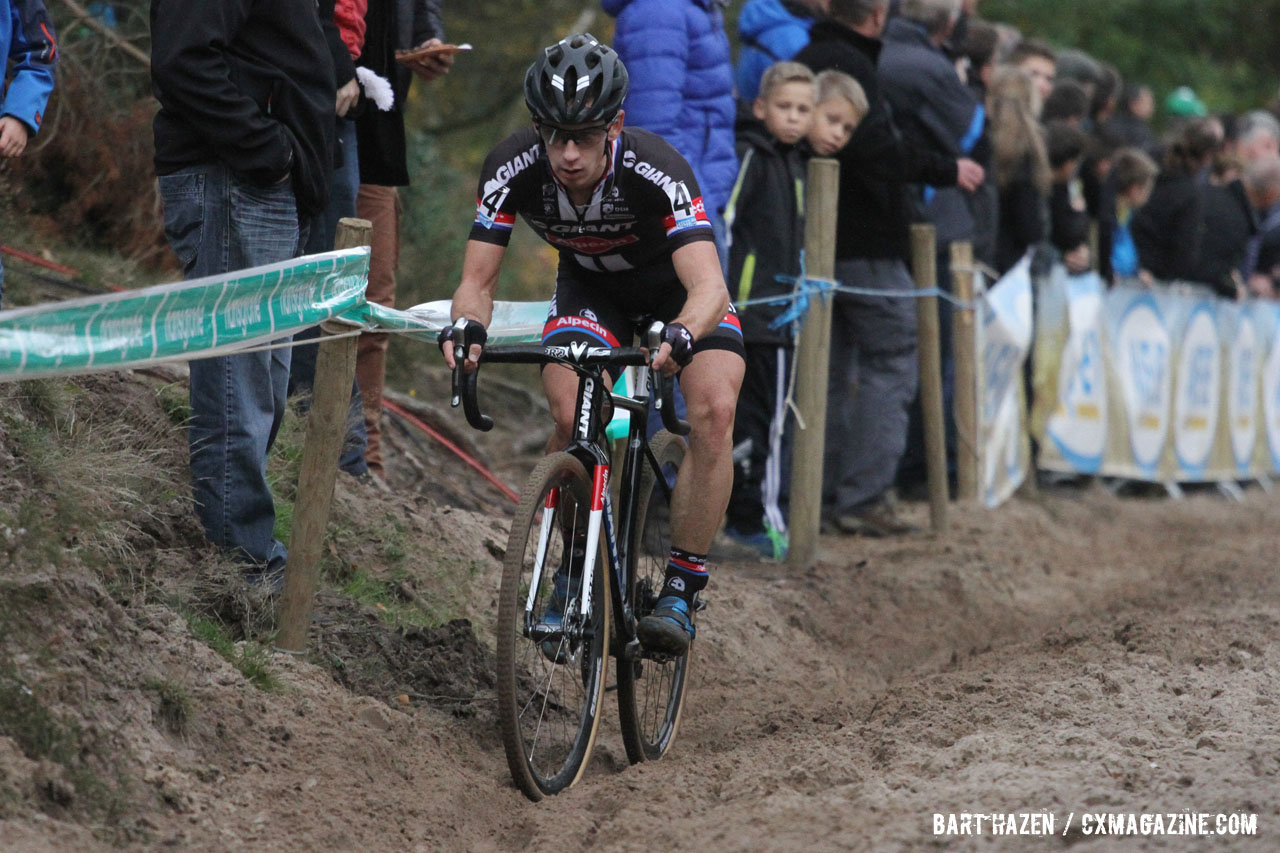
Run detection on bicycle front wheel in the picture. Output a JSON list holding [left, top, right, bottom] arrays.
[[497, 452, 610, 801], [617, 430, 691, 763]]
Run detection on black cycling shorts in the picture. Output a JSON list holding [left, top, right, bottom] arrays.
[[540, 268, 746, 362]]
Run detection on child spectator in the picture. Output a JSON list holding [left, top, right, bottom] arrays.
[[1099, 146, 1159, 284], [1, 0, 57, 308], [808, 69, 867, 156], [1045, 120, 1093, 273], [723, 61, 818, 559]]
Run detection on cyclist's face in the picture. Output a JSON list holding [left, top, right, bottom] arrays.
[[539, 112, 624, 197]]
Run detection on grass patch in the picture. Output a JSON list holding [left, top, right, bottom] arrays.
[[183, 613, 280, 692], [154, 383, 192, 427], [340, 567, 442, 629], [0, 666, 81, 766], [0, 665, 130, 823], [144, 677, 193, 735], [266, 406, 306, 547], [1, 380, 176, 566]]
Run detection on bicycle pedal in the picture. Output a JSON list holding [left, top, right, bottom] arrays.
[[694, 598, 708, 612]]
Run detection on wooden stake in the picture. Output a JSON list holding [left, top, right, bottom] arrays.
[[276, 217, 372, 653], [951, 241, 978, 502], [787, 158, 840, 569], [911, 224, 949, 533]]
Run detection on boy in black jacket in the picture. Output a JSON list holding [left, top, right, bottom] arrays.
[[723, 61, 815, 560]]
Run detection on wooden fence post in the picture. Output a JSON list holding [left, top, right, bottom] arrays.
[[951, 241, 978, 502], [276, 217, 372, 653], [787, 157, 840, 569], [911, 224, 949, 533]]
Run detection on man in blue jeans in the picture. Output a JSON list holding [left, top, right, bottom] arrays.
[[151, 0, 335, 584]]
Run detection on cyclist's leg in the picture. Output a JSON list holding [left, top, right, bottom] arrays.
[[670, 347, 745, 554], [637, 329, 744, 654]]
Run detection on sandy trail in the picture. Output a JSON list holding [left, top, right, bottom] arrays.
[[4, 374, 1276, 851]]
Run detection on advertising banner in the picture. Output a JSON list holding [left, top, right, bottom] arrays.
[[977, 259, 1032, 507], [1033, 272, 1280, 482]]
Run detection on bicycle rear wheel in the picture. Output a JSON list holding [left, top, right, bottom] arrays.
[[497, 452, 610, 801], [617, 430, 691, 763]]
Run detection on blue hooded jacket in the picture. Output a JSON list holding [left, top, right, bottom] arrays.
[[602, 0, 738, 220], [2, 0, 57, 135], [735, 0, 815, 102]]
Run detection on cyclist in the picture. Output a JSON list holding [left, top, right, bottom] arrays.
[[441, 33, 745, 656]]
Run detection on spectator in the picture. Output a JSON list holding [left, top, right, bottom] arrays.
[[1052, 48, 1102, 108], [151, 0, 336, 585], [353, 0, 450, 485], [960, 17, 1000, 268], [288, 0, 371, 479], [878, 0, 986, 496], [988, 65, 1051, 275], [1, 0, 57, 308], [1236, 110, 1280, 166], [1131, 116, 1221, 282], [1191, 154, 1253, 299], [1045, 120, 1093, 273], [723, 61, 817, 559], [735, 0, 828, 102], [809, 69, 867, 156], [1241, 156, 1280, 297], [1090, 62, 1122, 128], [796, 0, 973, 536], [959, 16, 998, 91], [1101, 83, 1157, 154], [1005, 38, 1056, 106], [603, 0, 739, 266], [1098, 146, 1159, 284], [1041, 78, 1090, 126]]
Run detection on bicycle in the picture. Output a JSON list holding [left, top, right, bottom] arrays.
[[447, 319, 695, 801]]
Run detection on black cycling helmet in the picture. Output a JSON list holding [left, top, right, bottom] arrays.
[[524, 33, 629, 126]]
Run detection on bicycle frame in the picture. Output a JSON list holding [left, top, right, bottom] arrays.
[[450, 322, 688, 659], [525, 365, 672, 657]]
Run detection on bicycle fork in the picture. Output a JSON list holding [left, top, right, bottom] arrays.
[[524, 464, 621, 629]]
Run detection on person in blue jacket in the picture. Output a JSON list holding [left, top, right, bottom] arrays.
[[735, 0, 826, 102], [603, 0, 738, 265], [1, 0, 57, 306]]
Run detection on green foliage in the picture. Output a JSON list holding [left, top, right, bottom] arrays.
[[144, 678, 194, 736], [266, 406, 306, 547], [183, 613, 280, 692], [983, 0, 1280, 115]]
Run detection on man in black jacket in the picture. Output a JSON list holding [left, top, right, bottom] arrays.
[[794, 0, 980, 535], [151, 0, 336, 585]]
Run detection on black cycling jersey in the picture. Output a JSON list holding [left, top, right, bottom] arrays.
[[469, 126, 716, 279]]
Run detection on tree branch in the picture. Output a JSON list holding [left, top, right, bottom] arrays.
[[57, 0, 152, 69]]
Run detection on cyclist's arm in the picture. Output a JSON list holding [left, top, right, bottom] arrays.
[[444, 239, 505, 369], [652, 241, 730, 373]]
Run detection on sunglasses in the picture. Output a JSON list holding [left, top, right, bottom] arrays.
[[536, 122, 610, 148]]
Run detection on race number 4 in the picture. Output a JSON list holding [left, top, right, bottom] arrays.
[[477, 186, 511, 229], [667, 181, 704, 232]]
